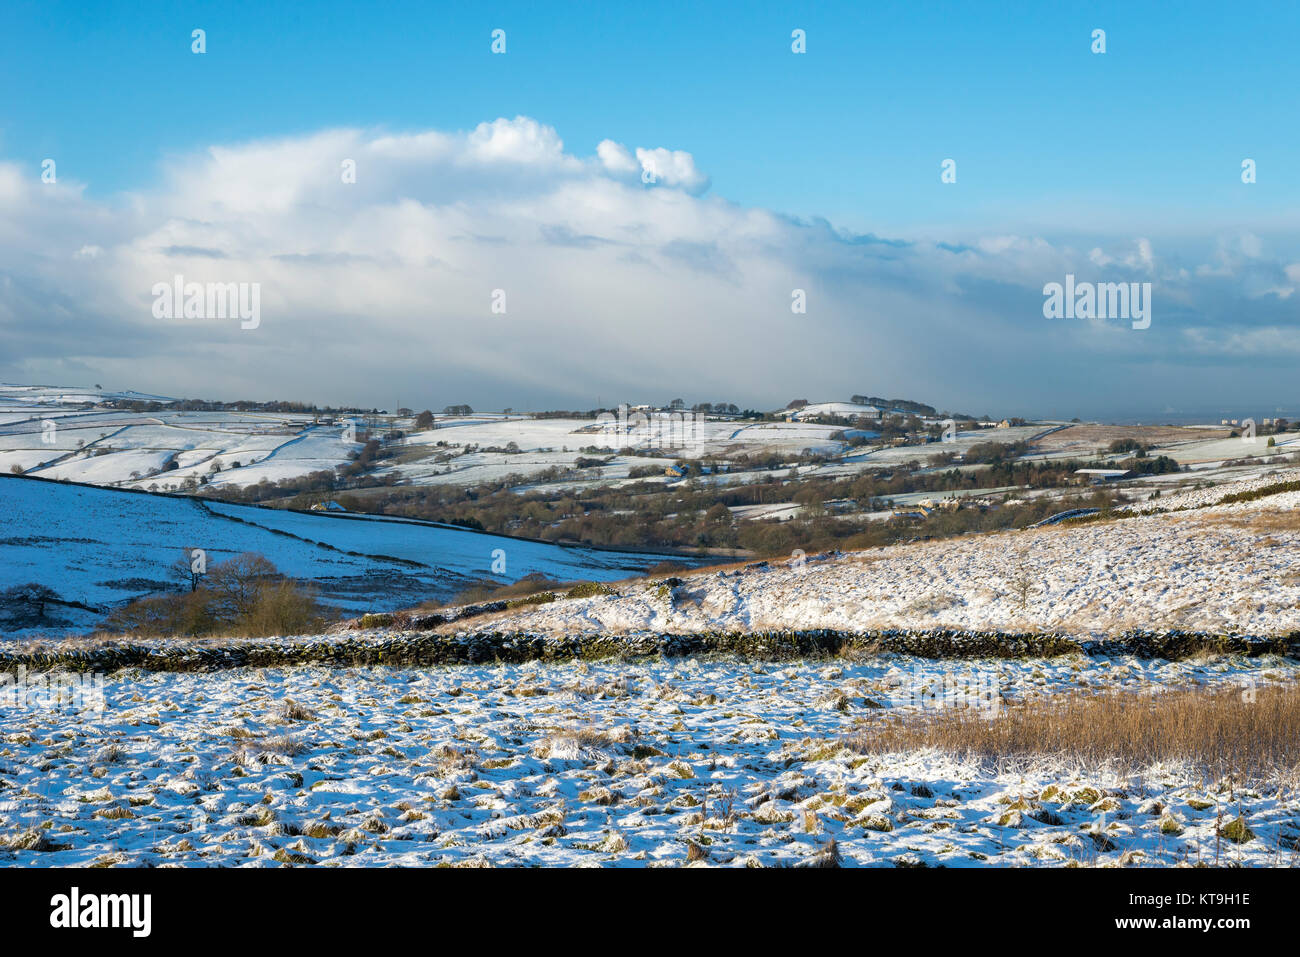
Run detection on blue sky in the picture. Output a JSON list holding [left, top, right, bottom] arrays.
[[4, 0, 1297, 230], [1, 1, 1298, 417]]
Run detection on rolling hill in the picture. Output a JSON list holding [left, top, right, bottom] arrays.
[[0, 475, 679, 635]]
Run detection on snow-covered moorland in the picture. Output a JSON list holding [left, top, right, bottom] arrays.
[[461, 473, 1300, 640], [1, 653, 1296, 867]]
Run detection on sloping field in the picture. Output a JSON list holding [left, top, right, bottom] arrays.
[[0, 476, 678, 634], [462, 469, 1300, 640], [1035, 423, 1228, 453]]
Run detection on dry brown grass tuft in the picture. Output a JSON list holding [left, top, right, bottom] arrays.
[[256, 735, 311, 757], [278, 699, 317, 722], [1188, 507, 1300, 535], [1230, 509, 1300, 533], [452, 572, 568, 605], [849, 683, 1300, 783]]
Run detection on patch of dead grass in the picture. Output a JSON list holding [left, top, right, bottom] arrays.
[[849, 682, 1300, 784]]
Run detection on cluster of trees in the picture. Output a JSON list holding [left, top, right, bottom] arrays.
[[101, 553, 324, 638], [104, 397, 375, 414], [733, 449, 831, 469], [662, 399, 742, 414], [627, 463, 667, 479], [850, 395, 940, 417], [304, 448, 1112, 557], [534, 409, 607, 420], [195, 464, 402, 506], [1116, 454, 1181, 476], [921, 451, 1181, 489], [0, 583, 61, 626], [874, 414, 931, 439], [961, 440, 1032, 464], [339, 439, 382, 478]]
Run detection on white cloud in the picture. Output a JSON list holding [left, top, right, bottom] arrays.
[[1087, 238, 1153, 271], [465, 116, 572, 166], [595, 139, 710, 194], [596, 139, 639, 177], [634, 146, 710, 194], [0, 117, 1298, 416]]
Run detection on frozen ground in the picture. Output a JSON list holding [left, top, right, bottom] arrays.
[[0, 653, 1294, 867], [1121, 470, 1300, 514]]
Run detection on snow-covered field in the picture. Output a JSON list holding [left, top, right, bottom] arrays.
[[0, 653, 1294, 867], [1152, 433, 1300, 466], [458, 471, 1300, 640], [0, 384, 376, 489], [377, 416, 856, 488], [2, 385, 873, 492], [0, 476, 680, 634], [1121, 470, 1299, 514], [9, 384, 1295, 515]]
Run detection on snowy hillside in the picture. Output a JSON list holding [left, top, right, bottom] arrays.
[[448, 470, 1300, 640], [0, 476, 679, 634]]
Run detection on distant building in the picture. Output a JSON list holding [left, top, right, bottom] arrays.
[[918, 498, 962, 510], [1074, 468, 1132, 485], [310, 500, 348, 512], [891, 506, 932, 519]]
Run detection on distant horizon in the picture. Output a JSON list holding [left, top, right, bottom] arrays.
[[3, 378, 1294, 428]]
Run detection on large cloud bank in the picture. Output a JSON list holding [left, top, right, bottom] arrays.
[[2, 116, 1297, 416]]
